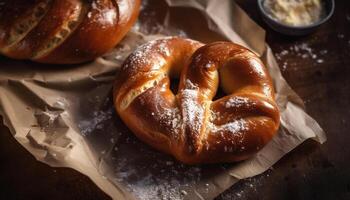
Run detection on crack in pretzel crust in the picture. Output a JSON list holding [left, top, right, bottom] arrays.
[[0, 0, 140, 64], [113, 37, 280, 164]]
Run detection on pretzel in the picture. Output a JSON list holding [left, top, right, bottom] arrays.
[[0, 0, 140, 64], [113, 37, 280, 164]]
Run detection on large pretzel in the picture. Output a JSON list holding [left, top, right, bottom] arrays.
[[0, 0, 140, 64], [113, 37, 280, 164]]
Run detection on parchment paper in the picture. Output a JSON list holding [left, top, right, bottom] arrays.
[[0, 0, 326, 199]]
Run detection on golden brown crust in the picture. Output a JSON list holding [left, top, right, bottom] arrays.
[[0, 0, 140, 64], [0, 0, 52, 49], [113, 37, 280, 164]]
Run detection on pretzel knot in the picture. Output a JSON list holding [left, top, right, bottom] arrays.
[[113, 37, 280, 164]]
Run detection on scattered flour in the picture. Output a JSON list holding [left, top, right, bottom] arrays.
[[274, 42, 328, 71], [112, 145, 203, 200], [218, 170, 272, 199], [78, 108, 113, 136]]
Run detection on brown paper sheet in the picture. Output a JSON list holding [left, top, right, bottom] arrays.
[[0, 0, 326, 199]]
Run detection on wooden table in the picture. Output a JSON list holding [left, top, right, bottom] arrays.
[[1, 1, 349, 199]]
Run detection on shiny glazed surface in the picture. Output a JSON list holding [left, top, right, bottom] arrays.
[[0, 0, 140, 64]]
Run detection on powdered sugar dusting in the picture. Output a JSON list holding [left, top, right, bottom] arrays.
[[136, 84, 182, 137], [158, 107, 182, 137], [223, 96, 254, 108], [158, 41, 170, 56], [207, 119, 248, 152], [180, 80, 204, 134], [209, 119, 248, 134], [127, 40, 157, 67], [123, 39, 172, 72]]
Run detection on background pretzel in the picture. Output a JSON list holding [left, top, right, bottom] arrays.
[[114, 37, 280, 164], [0, 0, 140, 64]]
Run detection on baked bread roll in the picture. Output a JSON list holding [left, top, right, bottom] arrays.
[[0, 0, 140, 64], [113, 37, 280, 164]]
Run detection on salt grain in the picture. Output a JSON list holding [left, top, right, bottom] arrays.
[[205, 62, 213, 69], [337, 34, 345, 39], [320, 49, 328, 55], [316, 59, 324, 63], [165, 161, 173, 166], [282, 62, 288, 71], [280, 50, 289, 56]]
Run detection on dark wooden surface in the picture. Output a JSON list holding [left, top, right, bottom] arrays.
[[1, 0, 349, 199]]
